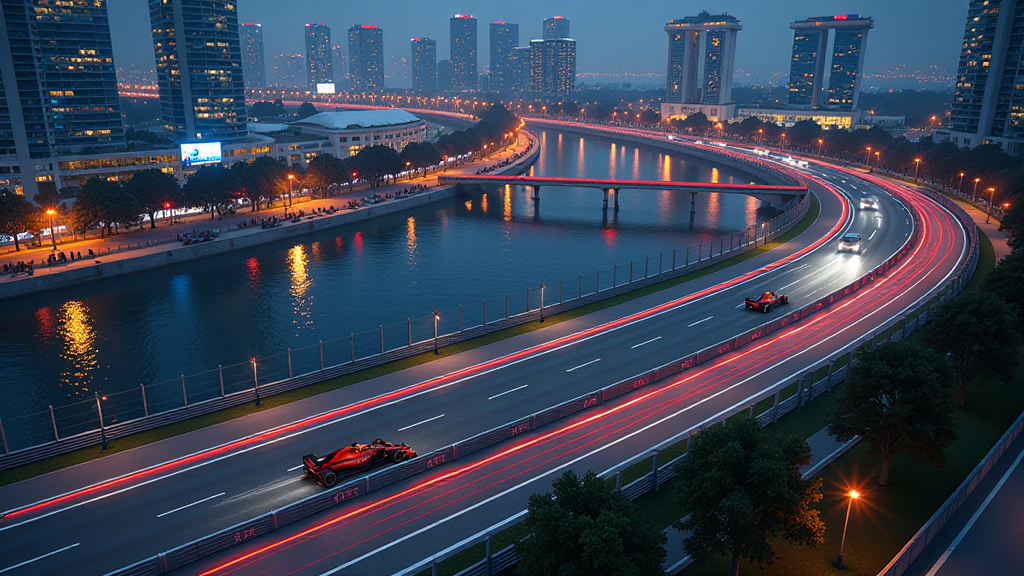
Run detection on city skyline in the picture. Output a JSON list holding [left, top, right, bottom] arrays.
[[106, 0, 965, 84]]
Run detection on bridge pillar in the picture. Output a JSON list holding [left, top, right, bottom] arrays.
[[602, 188, 609, 211], [690, 192, 697, 216], [530, 185, 541, 201], [613, 189, 620, 210]]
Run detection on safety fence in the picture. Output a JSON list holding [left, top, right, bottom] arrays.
[[0, 182, 810, 470], [108, 173, 979, 576]]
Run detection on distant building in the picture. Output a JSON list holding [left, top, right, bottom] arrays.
[[450, 14, 478, 91], [530, 38, 576, 97], [332, 45, 347, 88], [149, 0, 247, 142], [936, 0, 1024, 151], [438, 59, 454, 92], [305, 23, 333, 91], [665, 12, 741, 109], [490, 22, 519, 93], [788, 15, 873, 110], [349, 25, 384, 91], [272, 53, 306, 89], [0, 0, 127, 196], [735, 107, 861, 130], [411, 38, 437, 94], [509, 46, 532, 93], [241, 23, 267, 89], [543, 16, 570, 40]]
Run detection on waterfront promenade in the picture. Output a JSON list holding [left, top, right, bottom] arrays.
[[0, 131, 537, 299]]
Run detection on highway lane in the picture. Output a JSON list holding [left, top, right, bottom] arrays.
[[0, 166, 908, 574], [184, 165, 967, 576]]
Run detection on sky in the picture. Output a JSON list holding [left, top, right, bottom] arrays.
[[107, 0, 967, 83]]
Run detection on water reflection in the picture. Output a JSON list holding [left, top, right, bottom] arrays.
[[480, 193, 488, 213], [406, 216, 418, 264], [711, 167, 720, 184], [35, 307, 55, 343], [503, 186, 513, 222], [246, 257, 261, 295], [57, 301, 97, 396], [287, 245, 313, 332]]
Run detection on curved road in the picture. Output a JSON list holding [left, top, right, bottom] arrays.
[[0, 140, 958, 575]]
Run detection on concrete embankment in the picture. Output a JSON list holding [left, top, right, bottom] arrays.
[[0, 136, 541, 301]]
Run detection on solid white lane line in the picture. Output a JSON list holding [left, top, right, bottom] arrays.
[[687, 316, 714, 328], [287, 464, 304, 472], [630, 337, 662, 349], [156, 493, 225, 518], [0, 543, 79, 574], [924, 445, 1024, 576], [0, 182, 856, 534], [869, 229, 877, 240], [488, 385, 529, 401], [566, 359, 601, 372], [398, 414, 445, 432]]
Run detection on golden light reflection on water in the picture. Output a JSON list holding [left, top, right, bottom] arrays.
[[662, 154, 671, 181], [311, 241, 322, 261], [57, 301, 97, 395], [707, 192, 721, 227], [406, 216, 418, 255], [578, 137, 585, 174], [633, 148, 640, 180], [287, 245, 313, 331], [480, 193, 488, 213], [609, 143, 617, 178], [503, 186, 513, 222], [746, 195, 760, 226], [464, 199, 473, 211]]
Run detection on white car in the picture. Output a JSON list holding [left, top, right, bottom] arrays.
[[838, 232, 863, 253], [859, 196, 879, 210]]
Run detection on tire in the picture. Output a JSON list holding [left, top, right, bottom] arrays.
[[763, 305, 770, 313], [393, 451, 407, 463], [321, 471, 337, 487]]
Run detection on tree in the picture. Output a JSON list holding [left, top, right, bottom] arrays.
[[922, 292, 1021, 405], [350, 145, 402, 187], [829, 341, 957, 486], [123, 169, 180, 228], [303, 154, 349, 191], [517, 470, 666, 576], [680, 112, 711, 134], [983, 251, 1024, 329], [33, 182, 62, 211], [71, 178, 140, 237], [232, 156, 288, 211], [787, 120, 823, 150], [297, 101, 318, 119], [674, 418, 824, 576], [0, 188, 36, 251], [181, 165, 239, 218]]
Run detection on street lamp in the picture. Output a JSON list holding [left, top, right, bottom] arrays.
[[779, 133, 786, 149], [987, 187, 996, 223], [94, 392, 109, 450], [913, 158, 922, 183], [864, 146, 872, 165], [251, 357, 261, 406], [758, 128, 763, 144], [973, 177, 981, 201], [817, 138, 824, 157], [957, 172, 965, 196], [539, 284, 546, 322], [46, 209, 57, 250], [836, 490, 860, 568], [433, 311, 441, 354], [873, 151, 880, 168], [287, 174, 295, 211]]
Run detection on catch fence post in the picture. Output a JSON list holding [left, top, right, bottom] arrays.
[[380, 326, 384, 354], [615, 471, 622, 492], [459, 305, 463, 332], [350, 332, 355, 362], [0, 417, 7, 454], [559, 279, 563, 303], [181, 374, 188, 406], [287, 348, 293, 379], [685, 246, 689, 267], [219, 365, 225, 396], [50, 405, 59, 440], [141, 384, 149, 417], [505, 293, 509, 319], [772, 391, 780, 423], [408, 319, 412, 346], [319, 341, 325, 370], [659, 253, 663, 274], [672, 249, 677, 270], [485, 535, 492, 576], [651, 450, 660, 491]]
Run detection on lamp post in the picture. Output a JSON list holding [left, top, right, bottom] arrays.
[[539, 284, 546, 322], [779, 133, 786, 149], [94, 392, 109, 450], [874, 151, 880, 168], [836, 490, 860, 568], [817, 138, 824, 157], [251, 357, 261, 407], [987, 188, 996, 223], [46, 209, 57, 250], [957, 172, 965, 195], [913, 158, 921, 183], [758, 128, 763, 145], [864, 146, 871, 165], [973, 177, 981, 201], [287, 174, 295, 212], [433, 311, 441, 354]]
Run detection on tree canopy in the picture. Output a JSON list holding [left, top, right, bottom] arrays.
[[123, 168, 180, 228], [0, 188, 36, 251], [674, 418, 824, 576], [983, 250, 1024, 331], [181, 165, 239, 218], [922, 292, 1020, 406], [350, 145, 402, 187], [70, 178, 141, 237], [303, 154, 351, 191], [517, 470, 667, 576], [829, 341, 957, 485], [297, 101, 318, 119], [232, 156, 289, 211]]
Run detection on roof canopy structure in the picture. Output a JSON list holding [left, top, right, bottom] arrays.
[[291, 109, 422, 131]]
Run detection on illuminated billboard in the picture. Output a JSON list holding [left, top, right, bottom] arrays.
[[180, 142, 222, 167], [316, 82, 336, 94]]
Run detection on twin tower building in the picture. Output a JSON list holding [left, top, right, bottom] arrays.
[[663, 11, 873, 123]]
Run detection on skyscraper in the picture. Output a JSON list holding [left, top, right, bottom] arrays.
[[305, 23, 333, 91], [450, 14, 477, 91], [787, 15, 873, 110], [664, 12, 741, 106], [543, 16, 570, 40], [348, 25, 384, 91], [332, 45, 347, 88], [509, 46, 532, 93], [437, 59, 453, 92], [529, 38, 576, 97], [411, 38, 437, 94], [490, 22, 519, 93], [272, 53, 306, 88], [241, 23, 267, 89], [943, 0, 1024, 151], [149, 0, 247, 141], [0, 0, 126, 196]]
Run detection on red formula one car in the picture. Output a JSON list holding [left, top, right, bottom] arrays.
[[744, 291, 789, 313], [303, 439, 417, 487]]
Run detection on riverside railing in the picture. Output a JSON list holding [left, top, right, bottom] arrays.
[[107, 175, 977, 576], [0, 188, 810, 469]]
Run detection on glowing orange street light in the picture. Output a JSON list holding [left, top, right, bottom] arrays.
[[817, 138, 824, 157], [973, 177, 981, 200], [837, 490, 860, 568], [987, 187, 997, 223], [433, 311, 441, 354], [957, 172, 965, 195], [45, 208, 58, 250], [864, 146, 872, 165], [913, 158, 922, 183]]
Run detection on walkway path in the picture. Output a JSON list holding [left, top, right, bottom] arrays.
[[0, 131, 534, 284]]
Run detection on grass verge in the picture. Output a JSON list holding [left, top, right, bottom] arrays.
[[0, 197, 821, 488]]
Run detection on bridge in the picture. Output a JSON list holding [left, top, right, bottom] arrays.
[[436, 174, 809, 212]]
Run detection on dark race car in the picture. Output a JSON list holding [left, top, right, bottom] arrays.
[[744, 291, 789, 313], [303, 438, 417, 487]]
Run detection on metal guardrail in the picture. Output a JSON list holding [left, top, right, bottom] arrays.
[[105, 171, 967, 576], [0, 156, 811, 470]]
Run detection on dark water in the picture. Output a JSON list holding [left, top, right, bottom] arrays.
[[0, 128, 772, 422]]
